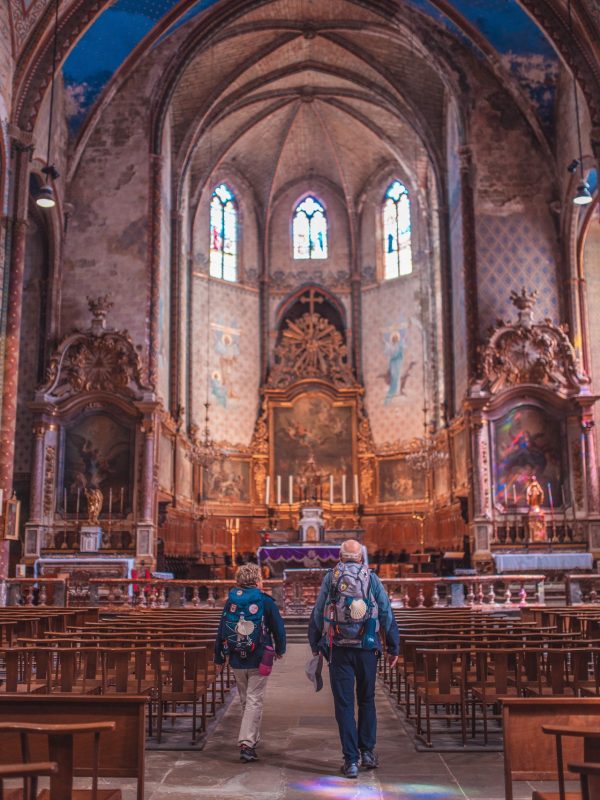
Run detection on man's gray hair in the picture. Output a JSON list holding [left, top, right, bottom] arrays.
[[340, 539, 363, 562]]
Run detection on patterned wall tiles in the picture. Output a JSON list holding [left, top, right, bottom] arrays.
[[191, 277, 260, 448], [476, 211, 559, 336], [362, 276, 425, 448]]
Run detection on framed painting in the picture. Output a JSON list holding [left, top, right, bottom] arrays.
[[202, 458, 251, 503], [4, 495, 20, 540], [378, 458, 426, 503], [493, 404, 563, 507], [271, 393, 355, 503], [63, 412, 134, 515], [452, 426, 469, 491]]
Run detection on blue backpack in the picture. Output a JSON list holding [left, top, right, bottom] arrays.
[[221, 587, 266, 659]]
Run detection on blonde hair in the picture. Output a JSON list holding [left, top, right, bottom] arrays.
[[236, 562, 262, 587]]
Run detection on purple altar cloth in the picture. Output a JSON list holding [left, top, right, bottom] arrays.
[[258, 545, 340, 567]]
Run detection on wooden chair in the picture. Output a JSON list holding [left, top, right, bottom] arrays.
[[415, 648, 468, 748], [470, 648, 522, 743], [531, 725, 600, 800], [152, 646, 209, 744], [567, 761, 600, 800], [0, 761, 57, 800], [0, 722, 119, 800]]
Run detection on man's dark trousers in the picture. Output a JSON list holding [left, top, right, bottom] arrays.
[[329, 646, 377, 762]]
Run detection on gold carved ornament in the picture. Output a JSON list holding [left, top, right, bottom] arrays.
[[476, 289, 589, 397], [268, 291, 355, 389]]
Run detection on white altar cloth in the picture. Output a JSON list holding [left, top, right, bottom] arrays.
[[493, 553, 593, 572]]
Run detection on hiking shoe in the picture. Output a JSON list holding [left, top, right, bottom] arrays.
[[341, 760, 359, 779], [240, 745, 258, 762], [361, 750, 379, 769]]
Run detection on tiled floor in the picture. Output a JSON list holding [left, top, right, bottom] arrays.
[[65, 644, 577, 798]]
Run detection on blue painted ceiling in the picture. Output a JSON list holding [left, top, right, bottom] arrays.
[[61, 0, 560, 137]]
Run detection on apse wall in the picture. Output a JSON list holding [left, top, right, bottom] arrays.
[[361, 275, 424, 448]]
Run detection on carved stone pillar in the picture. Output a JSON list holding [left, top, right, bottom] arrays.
[[583, 418, 600, 514], [458, 145, 480, 379], [140, 417, 156, 523], [29, 424, 47, 524], [471, 412, 493, 557], [147, 153, 163, 391], [0, 132, 33, 580]]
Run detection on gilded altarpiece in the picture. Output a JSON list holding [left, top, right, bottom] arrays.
[[467, 290, 599, 559]]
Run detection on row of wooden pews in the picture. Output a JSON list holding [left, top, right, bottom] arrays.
[[381, 606, 600, 799], [0, 607, 228, 800]]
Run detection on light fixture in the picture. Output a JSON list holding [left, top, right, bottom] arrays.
[[568, 0, 593, 207], [574, 180, 593, 206], [36, 0, 60, 209]]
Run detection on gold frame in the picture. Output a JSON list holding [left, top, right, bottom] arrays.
[[4, 495, 20, 540]]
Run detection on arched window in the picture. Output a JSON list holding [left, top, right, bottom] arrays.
[[383, 180, 412, 279], [209, 183, 237, 281], [293, 196, 328, 259]]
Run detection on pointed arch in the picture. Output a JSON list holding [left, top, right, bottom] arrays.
[[382, 179, 412, 279]]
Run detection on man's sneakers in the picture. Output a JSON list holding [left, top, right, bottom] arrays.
[[341, 760, 359, 779], [240, 744, 258, 763], [360, 750, 379, 769]]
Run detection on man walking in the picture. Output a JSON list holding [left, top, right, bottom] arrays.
[[214, 562, 286, 762], [309, 539, 399, 778]]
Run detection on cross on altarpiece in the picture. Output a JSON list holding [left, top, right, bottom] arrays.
[[300, 289, 324, 316]]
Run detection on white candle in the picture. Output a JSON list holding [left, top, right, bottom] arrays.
[[76, 488, 80, 516], [265, 475, 270, 506], [277, 475, 281, 505], [289, 475, 293, 505], [120, 486, 124, 515], [512, 484, 517, 505], [547, 483, 553, 508], [329, 475, 334, 504], [503, 485, 508, 509], [354, 474, 359, 504], [64, 488, 67, 514], [342, 475, 347, 505]]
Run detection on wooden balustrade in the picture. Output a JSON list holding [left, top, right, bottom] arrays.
[[380, 574, 546, 608], [2, 578, 68, 607]]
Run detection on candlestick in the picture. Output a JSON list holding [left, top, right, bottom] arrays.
[[547, 482, 553, 509], [512, 484, 517, 506], [503, 485, 508, 510], [354, 474, 359, 505], [342, 474, 347, 505], [329, 475, 334, 505], [265, 475, 270, 506], [76, 488, 80, 520], [64, 488, 67, 514], [277, 475, 281, 506], [120, 486, 125, 515], [289, 475, 293, 505]]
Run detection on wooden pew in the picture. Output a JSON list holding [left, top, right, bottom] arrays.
[[502, 697, 600, 800], [0, 696, 146, 800]]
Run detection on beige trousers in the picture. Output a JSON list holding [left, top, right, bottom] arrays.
[[232, 668, 269, 748]]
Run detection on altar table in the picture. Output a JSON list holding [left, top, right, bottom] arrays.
[[493, 553, 593, 573], [258, 546, 340, 576]]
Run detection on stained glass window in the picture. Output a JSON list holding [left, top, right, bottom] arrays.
[[209, 183, 237, 281], [383, 180, 412, 279], [293, 196, 328, 260]]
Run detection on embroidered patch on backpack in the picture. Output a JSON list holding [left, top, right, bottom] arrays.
[[248, 603, 259, 614]]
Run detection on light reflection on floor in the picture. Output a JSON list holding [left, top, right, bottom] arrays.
[[290, 776, 457, 799]]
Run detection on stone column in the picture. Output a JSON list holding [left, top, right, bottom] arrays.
[[147, 153, 163, 390], [458, 145, 480, 380], [140, 416, 156, 523], [29, 424, 47, 524], [0, 132, 33, 580], [583, 418, 600, 514]]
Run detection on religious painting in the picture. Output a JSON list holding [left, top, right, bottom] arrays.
[[3, 495, 20, 540], [210, 316, 240, 408], [273, 395, 353, 502], [380, 318, 418, 405], [63, 413, 134, 515], [493, 405, 563, 507], [378, 458, 426, 503], [158, 433, 174, 494], [202, 458, 250, 503]]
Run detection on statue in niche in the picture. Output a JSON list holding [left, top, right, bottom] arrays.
[[526, 474, 546, 542]]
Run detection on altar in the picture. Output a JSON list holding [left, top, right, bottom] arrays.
[[258, 545, 340, 576], [493, 552, 594, 573], [35, 555, 135, 581]]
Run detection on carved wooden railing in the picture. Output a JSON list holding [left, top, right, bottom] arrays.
[[2, 578, 69, 607], [380, 574, 546, 608], [81, 578, 284, 608], [565, 573, 600, 605]]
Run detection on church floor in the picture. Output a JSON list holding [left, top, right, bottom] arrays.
[[89, 644, 567, 799]]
